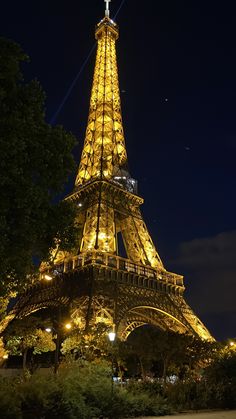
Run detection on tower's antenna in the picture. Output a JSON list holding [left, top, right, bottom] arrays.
[[105, 0, 111, 17]]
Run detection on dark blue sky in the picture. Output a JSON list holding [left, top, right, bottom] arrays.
[[1, 0, 236, 340]]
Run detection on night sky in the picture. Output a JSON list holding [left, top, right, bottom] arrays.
[[1, 0, 236, 341]]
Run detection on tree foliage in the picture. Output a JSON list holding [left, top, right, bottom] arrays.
[[126, 326, 216, 380], [0, 37, 78, 295], [4, 316, 55, 370], [0, 296, 10, 323], [2, 322, 236, 413], [202, 349, 236, 408], [0, 336, 8, 362], [0, 360, 171, 418], [61, 323, 111, 360]]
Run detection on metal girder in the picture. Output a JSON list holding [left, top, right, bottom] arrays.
[[2, 15, 214, 343], [68, 14, 164, 268], [2, 262, 213, 341], [75, 18, 127, 187]]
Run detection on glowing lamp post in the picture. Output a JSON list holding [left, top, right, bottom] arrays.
[[65, 322, 72, 330], [43, 273, 53, 281], [108, 329, 116, 396], [108, 331, 116, 342]]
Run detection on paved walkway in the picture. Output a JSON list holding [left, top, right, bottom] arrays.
[[132, 411, 236, 419]]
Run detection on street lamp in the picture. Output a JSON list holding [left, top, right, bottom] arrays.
[[44, 274, 53, 281], [108, 329, 116, 397], [108, 331, 116, 342]]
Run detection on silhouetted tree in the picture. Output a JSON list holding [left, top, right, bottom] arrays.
[[0, 37, 78, 297]]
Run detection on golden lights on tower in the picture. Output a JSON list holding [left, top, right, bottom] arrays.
[[39, 1, 214, 343], [75, 17, 127, 187]]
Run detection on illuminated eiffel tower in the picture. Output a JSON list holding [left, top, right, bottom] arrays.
[[7, 1, 213, 341]]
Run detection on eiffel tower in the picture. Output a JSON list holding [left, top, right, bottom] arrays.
[[5, 1, 213, 341]]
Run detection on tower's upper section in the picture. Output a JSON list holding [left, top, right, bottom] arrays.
[[75, 10, 128, 188]]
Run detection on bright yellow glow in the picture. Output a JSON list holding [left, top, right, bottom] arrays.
[[98, 232, 107, 240], [98, 232, 111, 240], [128, 305, 213, 341], [44, 274, 52, 281], [120, 216, 163, 268], [37, 15, 214, 346], [75, 19, 127, 187], [45, 327, 52, 333], [96, 315, 111, 324], [65, 323, 72, 330], [3, 354, 8, 359], [108, 331, 116, 342], [130, 306, 185, 327], [80, 203, 116, 254], [230, 341, 235, 346]]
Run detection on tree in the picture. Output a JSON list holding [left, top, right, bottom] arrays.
[[0, 296, 9, 322], [4, 316, 55, 372], [126, 327, 158, 379], [182, 335, 217, 379], [0, 37, 78, 296], [202, 350, 236, 408], [0, 336, 8, 363], [61, 323, 111, 361], [127, 326, 216, 382]]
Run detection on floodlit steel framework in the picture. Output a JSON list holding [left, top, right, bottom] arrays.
[[3, 11, 214, 341]]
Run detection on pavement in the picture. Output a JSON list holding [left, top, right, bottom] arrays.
[[131, 411, 236, 419]]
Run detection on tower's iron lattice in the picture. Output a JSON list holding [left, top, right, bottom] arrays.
[[4, 10, 213, 341]]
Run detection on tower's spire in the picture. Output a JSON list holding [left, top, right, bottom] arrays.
[[105, 0, 111, 18], [75, 4, 128, 187]]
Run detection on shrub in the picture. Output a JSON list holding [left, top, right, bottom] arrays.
[[58, 361, 171, 418], [126, 379, 164, 397], [0, 377, 22, 419], [20, 371, 92, 419], [0, 361, 172, 418], [203, 353, 236, 409], [166, 380, 208, 411], [124, 391, 171, 416]]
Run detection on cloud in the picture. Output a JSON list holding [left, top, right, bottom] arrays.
[[175, 230, 236, 270], [170, 231, 236, 340]]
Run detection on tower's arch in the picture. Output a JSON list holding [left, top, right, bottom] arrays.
[[118, 305, 190, 340]]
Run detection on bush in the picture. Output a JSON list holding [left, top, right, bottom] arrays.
[[166, 376, 236, 411], [166, 380, 209, 411], [124, 391, 171, 416], [0, 377, 22, 419], [58, 360, 171, 418], [203, 353, 236, 409], [59, 360, 113, 418], [20, 372, 89, 419], [0, 361, 172, 418], [124, 379, 171, 416], [126, 379, 164, 397], [7, 354, 233, 417]]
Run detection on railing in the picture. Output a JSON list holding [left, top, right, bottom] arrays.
[[41, 251, 184, 289]]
